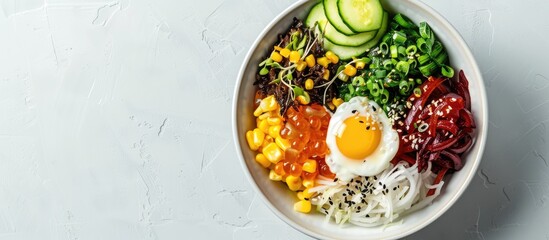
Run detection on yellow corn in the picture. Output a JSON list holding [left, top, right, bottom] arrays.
[[260, 95, 277, 112], [267, 117, 282, 126], [355, 60, 366, 70], [302, 178, 315, 188], [343, 64, 357, 77], [302, 188, 314, 199], [274, 46, 284, 51], [295, 60, 307, 72], [252, 128, 265, 147], [255, 153, 270, 168], [270, 51, 283, 62], [325, 51, 339, 64], [275, 136, 291, 151], [317, 57, 330, 68], [322, 69, 330, 81], [305, 79, 314, 90], [262, 142, 283, 163], [246, 130, 259, 150], [261, 135, 273, 149], [258, 112, 272, 120], [268, 125, 281, 138], [258, 119, 270, 133], [302, 159, 317, 173], [305, 54, 316, 67], [289, 51, 301, 63], [279, 48, 291, 58], [293, 200, 311, 213], [332, 98, 344, 107], [327, 102, 335, 111], [269, 169, 282, 181], [253, 105, 263, 117], [286, 175, 302, 191], [297, 190, 313, 200], [296, 95, 310, 105]]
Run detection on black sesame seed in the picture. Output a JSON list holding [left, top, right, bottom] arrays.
[[343, 193, 346, 197], [339, 203, 342, 208], [329, 200, 333, 205], [358, 206, 362, 210], [366, 126, 371, 130], [359, 120, 364, 123], [393, 187, 397, 191], [379, 182, 382, 186], [383, 184, 386, 189], [373, 176, 377, 180], [372, 106, 377, 111], [334, 178, 338, 182], [352, 110, 357, 114], [366, 214, 370, 217]]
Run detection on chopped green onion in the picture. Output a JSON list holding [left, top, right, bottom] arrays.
[[406, 45, 417, 55], [393, 13, 415, 29], [370, 83, 381, 97], [380, 42, 389, 55], [347, 84, 355, 94], [392, 31, 407, 45], [417, 54, 431, 65], [297, 35, 307, 50], [395, 61, 410, 75], [419, 22, 431, 39], [413, 87, 422, 97], [419, 61, 437, 76], [375, 69, 387, 79], [430, 41, 443, 58], [407, 59, 417, 69], [352, 76, 366, 86], [441, 65, 455, 78], [382, 59, 394, 69], [399, 80, 410, 95], [380, 89, 390, 104], [390, 45, 398, 58], [397, 46, 407, 58], [434, 51, 448, 65], [417, 38, 430, 53]]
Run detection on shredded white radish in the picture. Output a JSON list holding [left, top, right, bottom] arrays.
[[310, 161, 444, 227]]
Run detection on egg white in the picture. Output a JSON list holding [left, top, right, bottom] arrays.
[[325, 96, 399, 181]]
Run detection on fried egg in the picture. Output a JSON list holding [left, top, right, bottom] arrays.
[[325, 96, 399, 181]]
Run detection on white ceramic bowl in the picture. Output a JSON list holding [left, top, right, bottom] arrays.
[[232, 0, 488, 239]]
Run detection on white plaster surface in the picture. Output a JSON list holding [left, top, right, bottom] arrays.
[[0, 0, 547, 239]]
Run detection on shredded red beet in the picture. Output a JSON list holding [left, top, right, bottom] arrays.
[[391, 70, 476, 195]]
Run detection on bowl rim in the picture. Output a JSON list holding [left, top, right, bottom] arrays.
[[232, 0, 489, 239]]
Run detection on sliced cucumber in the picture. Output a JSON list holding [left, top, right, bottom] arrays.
[[324, 12, 388, 60], [338, 0, 384, 32], [306, 3, 377, 47], [323, 0, 355, 35]]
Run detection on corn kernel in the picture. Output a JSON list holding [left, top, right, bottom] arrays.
[[258, 119, 270, 133], [268, 125, 281, 138], [289, 50, 301, 63], [262, 135, 273, 149], [294, 200, 311, 213], [296, 95, 310, 105], [262, 142, 283, 163], [327, 102, 335, 111], [302, 188, 314, 198], [260, 95, 277, 112], [253, 105, 263, 117], [343, 64, 357, 77], [297, 191, 306, 200], [286, 175, 302, 191], [302, 178, 315, 188], [258, 112, 271, 120], [325, 51, 339, 64], [269, 169, 282, 181], [322, 69, 330, 80], [305, 54, 316, 67], [246, 130, 259, 150], [274, 46, 284, 51], [295, 60, 307, 72], [267, 117, 282, 126], [302, 159, 317, 173], [255, 153, 270, 168], [304, 79, 314, 90], [275, 136, 291, 151], [279, 48, 291, 58], [270, 51, 283, 62], [355, 60, 366, 70], [317, 57, 330, 68], [252, 128, 265, 147], [332, 98, 344, 107]]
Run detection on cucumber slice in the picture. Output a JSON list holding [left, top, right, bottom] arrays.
[[306, 3, 377, 47], [323, 0, 355, 35], [324, 12, 388, 60], [338, 0, 384, 32]]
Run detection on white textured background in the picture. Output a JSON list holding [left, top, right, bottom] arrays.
[[0, 0, 547, 239]]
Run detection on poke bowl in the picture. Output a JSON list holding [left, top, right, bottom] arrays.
[[232, 0, 488, 239]]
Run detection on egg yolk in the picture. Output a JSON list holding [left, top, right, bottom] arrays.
[[335, 115, 381, 160]]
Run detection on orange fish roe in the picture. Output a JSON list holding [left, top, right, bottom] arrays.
[[246, 93, 335, 213]]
